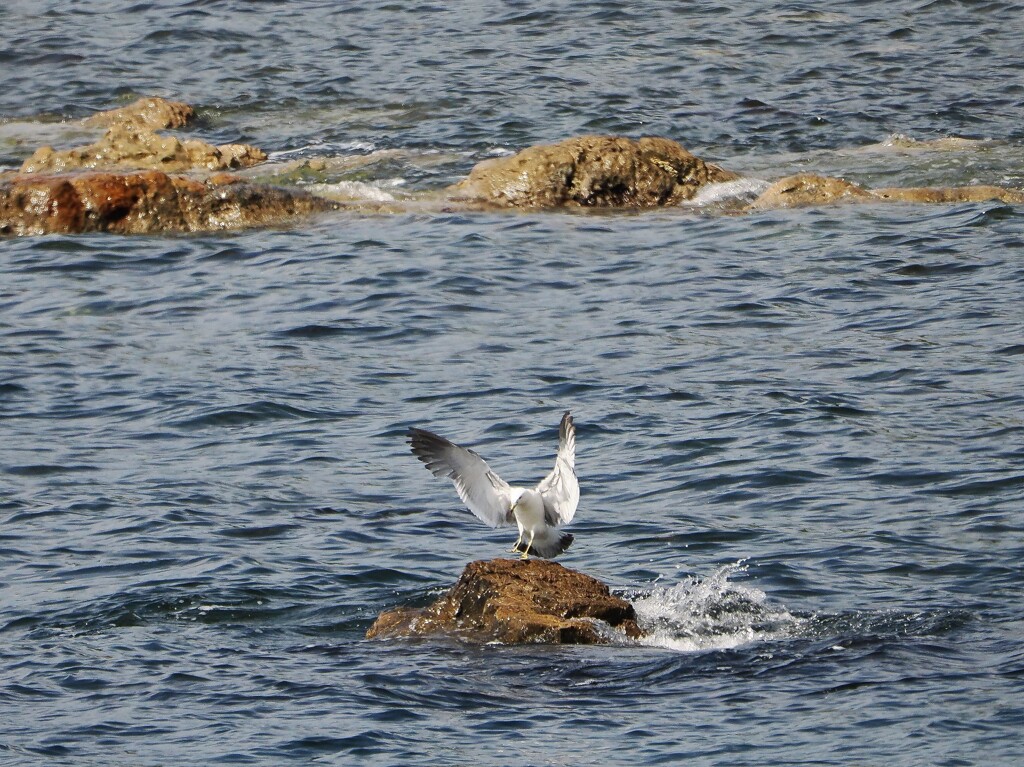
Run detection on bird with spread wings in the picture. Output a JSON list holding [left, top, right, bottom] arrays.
[[408, 411, 580, 559]]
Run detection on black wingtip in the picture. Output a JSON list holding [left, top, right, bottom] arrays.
[[407, 426, 426, 454], [407, 427, 454, 477], [560, 410, 573, 437], [407, 426, 443, 448]]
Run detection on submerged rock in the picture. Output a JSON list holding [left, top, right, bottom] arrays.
[[747, 173, 1024, 210], [0, 171, 336, 236], [20, 125, 267, 174], [746, 173, 875, 210], [83, 96, 195, 131], [366, 558, 644, 645], [449, 135, 739, 209], [871, 133, 1001, 152], [871, 185, 1024, 204]]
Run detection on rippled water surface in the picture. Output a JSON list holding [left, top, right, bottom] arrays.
[[3, 2, 1024, 766]]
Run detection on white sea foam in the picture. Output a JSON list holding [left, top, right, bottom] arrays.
[[307, 180, 401, 202], [682, 178, 772, 208], [267, 140, 377, 159], [629, 562, 805, 652]]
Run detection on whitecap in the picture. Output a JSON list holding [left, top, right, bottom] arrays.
[[682, 178, 772, 209], [629, 562, 806, 652], [306, 180, 401, 203]]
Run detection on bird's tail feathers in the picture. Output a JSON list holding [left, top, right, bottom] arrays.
[[516, 532, 574, 558]]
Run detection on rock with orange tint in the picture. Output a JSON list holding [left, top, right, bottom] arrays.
[[72, 170, 186, 233], [0, 171, 336, 236], [0, 176, 85, 235], [366, 558, 644, 645], [449, 135, 738, 209]]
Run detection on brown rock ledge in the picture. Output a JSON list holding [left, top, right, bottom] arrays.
[[366, 558, 644, 645], [449, 135, 739, 209], [745, 173, 875, 210], [872, 184, 1024, 204], [20, 125, 267, 174], [83, 96, 195, 131], [0, 171, 337, 236], [747, 173, 1024, 210]]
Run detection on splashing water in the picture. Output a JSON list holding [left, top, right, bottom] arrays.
[[307, 180, 400, 202], [629, 563, 806, 652], [681, 178, 772, 210]]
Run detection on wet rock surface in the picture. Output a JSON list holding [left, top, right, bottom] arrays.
[[449, 135, 739, 209], [747, 173, 1024, 210], [0, 171, 336, 236], [746, 173, 875, 210], [5, 97, 1024, 236], [20, 125, 267, 174], [366, 558, 644, 645], [82, 96, 195, 131], [871, 184, 1024, 204]]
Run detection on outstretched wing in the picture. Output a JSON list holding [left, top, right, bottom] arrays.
[[408, 428, 515, 528], [535, 411, 580, 526]]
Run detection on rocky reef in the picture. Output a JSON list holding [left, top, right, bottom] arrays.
[[0, 97, 335, 235], [82, 96, 196, 131], [449, 135, 739, 209], [20, 125, 267, 175], [366, 558, 644, 645], [0, 171, 335, 236], [3, 96, 1024, 236], [747, 172, 1024, 210], [11, 97, 266, 176], [81, 95, 195, 130]]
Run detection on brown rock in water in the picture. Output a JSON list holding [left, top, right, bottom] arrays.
[[0, 171, 336, 236], [749, 173, 1024, 210], [75, 171, 186, 233], [747, 173, 874, 210], [179, 175, 337, 232], [366, 558, 644, 645], [872, 134, 998, 152], [83, 96, 195, 131], [872, 185, 1024, 204], [449, 135, 739, 209], [19, 125, 267, 174], [0, 176, 86, 235]]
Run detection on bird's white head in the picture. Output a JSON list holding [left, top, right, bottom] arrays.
[[509, 487, 545, 527]]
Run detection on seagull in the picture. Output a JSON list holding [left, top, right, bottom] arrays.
[[407, 411, 580, 559]]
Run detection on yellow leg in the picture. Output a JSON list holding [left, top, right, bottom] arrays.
[[509, 532, 523, 553], [519, 531, 535, 560]]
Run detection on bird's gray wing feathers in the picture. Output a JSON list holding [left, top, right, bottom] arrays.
[[536, 410, 580, 526], [408, 428, 514, 527]]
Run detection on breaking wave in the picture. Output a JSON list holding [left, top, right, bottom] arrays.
[[628, 562, 806, 652]]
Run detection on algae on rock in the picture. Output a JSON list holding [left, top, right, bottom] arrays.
[[367, 558, 644, 645], [449, 135, 739, 209]]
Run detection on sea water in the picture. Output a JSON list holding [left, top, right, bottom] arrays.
[[2, 2, 1023, 765]]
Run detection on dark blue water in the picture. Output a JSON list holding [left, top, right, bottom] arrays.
[[3, 2, 1024, 766]]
